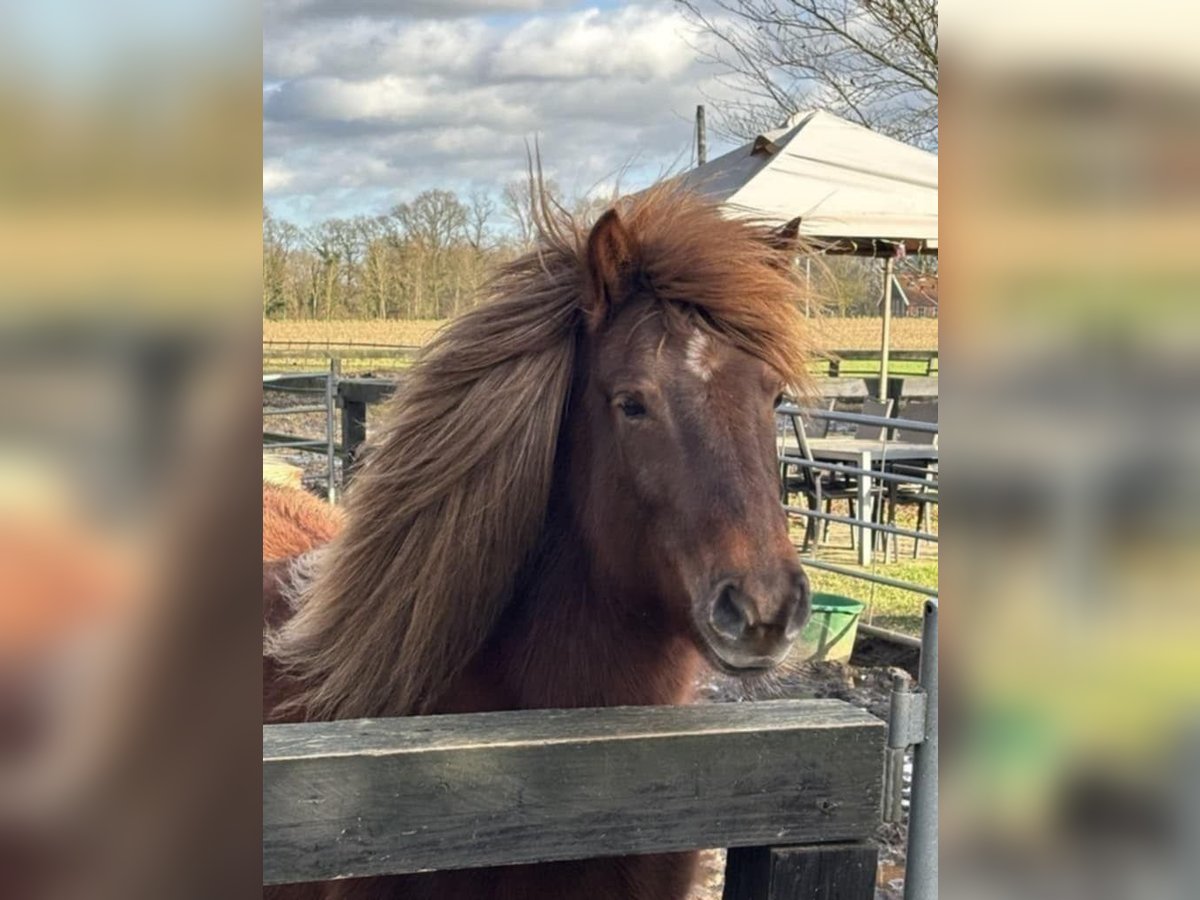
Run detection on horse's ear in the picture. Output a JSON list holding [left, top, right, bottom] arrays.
[[766, 217, 802, 253], [584, 208, 640, 329], [761, 216, 802, 271]]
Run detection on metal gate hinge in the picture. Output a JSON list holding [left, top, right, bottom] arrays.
[[887, 677, 928, 749], [883, 675, 927, 823]]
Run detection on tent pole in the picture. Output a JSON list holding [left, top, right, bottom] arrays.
[[805, 257, 811, 317], [880, 255, 894, 398]]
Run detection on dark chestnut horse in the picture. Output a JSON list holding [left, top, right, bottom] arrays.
[[264, 187, 814, 900]]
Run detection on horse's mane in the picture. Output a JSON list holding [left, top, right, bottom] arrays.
[[267, 185, 814, 720]]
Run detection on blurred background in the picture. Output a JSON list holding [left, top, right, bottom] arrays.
[[1, 2, 261, 898], [942, 1, 1200, 898], [1, 1, 1199, 898]]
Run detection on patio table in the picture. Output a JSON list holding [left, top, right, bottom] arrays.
[[781, 438, 938, 566]]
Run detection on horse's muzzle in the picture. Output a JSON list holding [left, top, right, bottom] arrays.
[[698, 568, 810, 673]]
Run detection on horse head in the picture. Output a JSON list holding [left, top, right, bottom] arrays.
[[569, 207, 811, 674]]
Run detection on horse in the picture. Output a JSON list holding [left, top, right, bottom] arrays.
[[263, 483, 343, 564], [263, 186, 815, 900]]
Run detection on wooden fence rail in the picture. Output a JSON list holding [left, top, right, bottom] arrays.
[[263, 699, 885, 896]]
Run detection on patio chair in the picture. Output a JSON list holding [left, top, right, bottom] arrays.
[[853, 397, 894, 440], [881, 401, 939, 558], [894, 401, 938, 444], [779, 413, 884, 552]]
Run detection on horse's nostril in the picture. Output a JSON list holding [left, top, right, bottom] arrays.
[[709, 583, 750, 641], [785, 571, 812, 639]]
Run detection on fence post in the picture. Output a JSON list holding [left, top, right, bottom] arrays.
[[326, 359, 339, 502], [340, 398, 368, 482], [903, 599, 938, 900], [723, 843, 878, 900]]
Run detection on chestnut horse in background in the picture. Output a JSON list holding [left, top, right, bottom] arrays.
[[263, 187, 814, 900]]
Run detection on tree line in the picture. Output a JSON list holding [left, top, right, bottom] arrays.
[[264, 182, 931, 321], [263, 182, 611, 320]]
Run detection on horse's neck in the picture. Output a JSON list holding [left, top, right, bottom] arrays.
[[481, 511, 702, 711]]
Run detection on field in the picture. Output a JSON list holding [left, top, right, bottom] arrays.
[[264, 316, 937, 349], [264, 317, 938, 374]]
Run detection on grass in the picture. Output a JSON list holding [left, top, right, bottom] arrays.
[[816, 359, 934, 377], [807, 560, 937, 636], [790, 502, 938, 637]]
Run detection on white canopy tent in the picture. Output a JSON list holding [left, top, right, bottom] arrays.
[[667, 109, 938, 254], [662, 110, 938, 390]]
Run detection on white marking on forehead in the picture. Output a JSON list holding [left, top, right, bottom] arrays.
[[685, 329, 712, 382]]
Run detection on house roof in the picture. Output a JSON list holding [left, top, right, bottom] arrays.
[[895, 272, 939, 309]]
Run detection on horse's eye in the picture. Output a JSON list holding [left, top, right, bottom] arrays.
[[773, 393, 786, 409], [617, 396, 647, 419]]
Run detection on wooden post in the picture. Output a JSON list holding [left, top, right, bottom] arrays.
[[335, 377, 399, 483], [340, 397, 367, 481], [879, 256, 894, 398], [696, 105, 707, 166], [723, 843, 879, 900]]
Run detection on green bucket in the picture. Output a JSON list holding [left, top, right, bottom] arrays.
[[796, 593, 866, 662]]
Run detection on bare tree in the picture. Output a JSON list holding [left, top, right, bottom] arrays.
[[263, 207, 302, 318], [466, 190, 497, 251], [501, 178, 540, 250], [354, 215, 396, 319], [678, 0, 938, 147], [325, 218, 362, 307], [264, 188, 524, 321], [306, 221, 344, 321], [392, 190, 469, 253]]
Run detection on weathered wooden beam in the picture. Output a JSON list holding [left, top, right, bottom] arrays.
[[722, 842, 879, 900], [814, 378, 872, 400], [264, 699, 884, 885], [336, 378, 398, 406]]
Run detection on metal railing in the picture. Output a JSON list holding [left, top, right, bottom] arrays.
[[777, 403, 939, 637], [262, 361, 339, 501]]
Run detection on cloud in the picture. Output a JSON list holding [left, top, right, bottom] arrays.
[[263, 161, 297, 193], [266, 0, 572, 22], [264, 2, 733, 225], [264, 17, 492, 81], [492, 7, 695, 81]]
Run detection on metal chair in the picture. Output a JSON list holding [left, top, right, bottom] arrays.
[[882, 401, 939, 558], [894, 401, 938, 445], [853, 397, 894, 440], [779, 412, 884, 552]]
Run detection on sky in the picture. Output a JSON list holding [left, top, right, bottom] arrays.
[[263, 0, 743, 227]]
